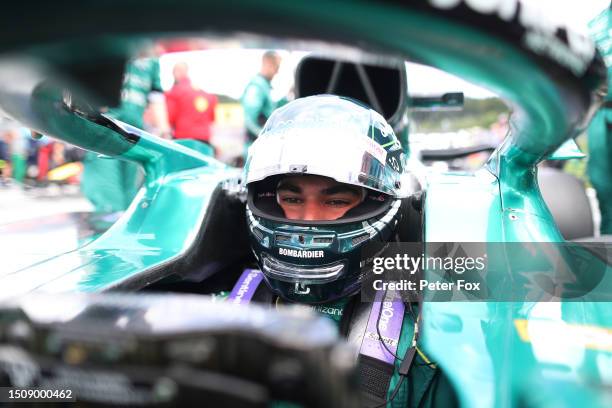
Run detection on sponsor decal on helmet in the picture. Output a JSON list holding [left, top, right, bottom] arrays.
[[363, 136, 388, 164], [279, 248, 324, 258]]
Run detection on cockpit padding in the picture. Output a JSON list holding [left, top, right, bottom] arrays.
[[140, 181, 254, 292]]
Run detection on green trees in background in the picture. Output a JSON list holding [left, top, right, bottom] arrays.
[[410, 97, 509, 132]]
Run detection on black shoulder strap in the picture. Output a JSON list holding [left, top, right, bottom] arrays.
[[358, 354, 396, 406]]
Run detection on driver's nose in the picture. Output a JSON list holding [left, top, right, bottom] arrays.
[[301, 201, 325, 221]]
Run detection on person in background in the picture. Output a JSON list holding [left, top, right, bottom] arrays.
[[0, 130, 9, 186], [240, 51, 283, 144], [36, 135, 55, 185], [81, 54, 171, 214], [13, 128, 29, 184], [165, 62, 218, 155], [2, 127, 28, 185]]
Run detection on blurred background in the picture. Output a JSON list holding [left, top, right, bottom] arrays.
[[0, 0, 608, 228]]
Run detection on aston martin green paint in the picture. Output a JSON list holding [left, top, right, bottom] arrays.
[[0, 1, 609, 407]]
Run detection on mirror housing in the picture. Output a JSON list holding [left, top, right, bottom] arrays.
[[410, 92, 464, 110]]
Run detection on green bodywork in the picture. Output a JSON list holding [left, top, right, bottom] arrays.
[[0, 1, 610, 407], [547, 139, 586, 161], [587, 8, 612, 234]]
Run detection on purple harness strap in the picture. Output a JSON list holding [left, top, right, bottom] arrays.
[[227, 269, 264, 304], [359, 290, 405, 365], [229, 271, 404, 366]]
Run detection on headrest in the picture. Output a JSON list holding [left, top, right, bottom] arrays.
[[294, 55, 407, 128]]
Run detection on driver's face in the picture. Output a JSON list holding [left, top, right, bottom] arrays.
[[276, 175, 364, 221]]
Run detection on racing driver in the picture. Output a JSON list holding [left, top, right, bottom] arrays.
[[225, 95, 457, 407]]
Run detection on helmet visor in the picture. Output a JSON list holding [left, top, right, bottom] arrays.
[[246, 127, 401, 196]]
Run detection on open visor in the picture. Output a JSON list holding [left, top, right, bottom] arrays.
[[247, 174, 395, 225]]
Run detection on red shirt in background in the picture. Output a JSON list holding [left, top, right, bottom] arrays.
[[165, 79, 217, 142]]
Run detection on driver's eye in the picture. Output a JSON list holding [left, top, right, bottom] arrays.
[[280, 196, 303, 205], [326, 199, 351, 207]]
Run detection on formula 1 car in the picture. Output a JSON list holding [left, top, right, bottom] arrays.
[[0, 1, 610, 407]]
